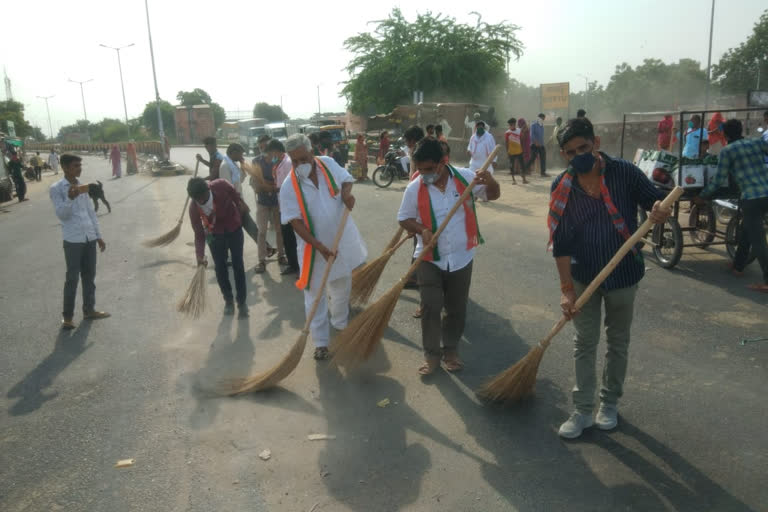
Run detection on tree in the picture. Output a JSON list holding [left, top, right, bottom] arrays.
[[176, 88, 225, 128], [712, 9, 768, 94], [342, 8, 523, 114], [30, 126, 46, 141], [0, 100, 34, 138], [252, 102, 288, 121], [141, 100, 176, 138]]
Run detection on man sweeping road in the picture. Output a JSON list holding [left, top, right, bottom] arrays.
[[280, 134, 367, 361], [187, 177, 250, 318], [398, 137, 500, 375], [550, 117, 670, 439]]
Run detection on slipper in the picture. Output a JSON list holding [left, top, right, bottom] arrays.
[[267, 247, 277, 258], [747, 283, 768, 293], [418, 359, 440, 376], [442, 353, 464, 372], [412, 306, 423, 319], [314, 347, 330, 360]]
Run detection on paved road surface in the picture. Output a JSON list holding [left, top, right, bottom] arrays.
[[1, 148, 766, 511]]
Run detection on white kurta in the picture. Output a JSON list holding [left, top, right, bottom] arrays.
[[279, 156, 368, 346], [467, 132, 497, 173]]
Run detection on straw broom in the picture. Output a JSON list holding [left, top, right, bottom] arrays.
[[331, 146, 502, 367], [350, 232, 413, 307], [228, 208, 351, 394], [176, 263, 208, 319], [477, 186, 684, 403], [142, 160, 200, 247]]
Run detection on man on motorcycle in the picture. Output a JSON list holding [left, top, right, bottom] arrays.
[[696, 119, 768, 293]]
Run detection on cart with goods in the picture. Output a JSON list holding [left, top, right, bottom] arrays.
[[620, 107, 768, 269]]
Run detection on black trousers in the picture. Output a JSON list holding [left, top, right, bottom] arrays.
[[12, 175, 26, 201], [209, 228, 246, 305], [63, 240, 97, 318], [734, 197, 768, 284], [530, 145, 547, 174], [281, 223, 299, 269], [34, 166, 42, 181]]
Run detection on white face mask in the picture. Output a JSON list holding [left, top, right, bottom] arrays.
[[296, 163, 312, 179]]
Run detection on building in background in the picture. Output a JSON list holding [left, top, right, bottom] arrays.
[[175, 104, 215, 145]]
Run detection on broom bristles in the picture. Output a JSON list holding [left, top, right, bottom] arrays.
[[176, 265, 207, 319], [227, 330, 310, 394], [475, 344, 545, 403], [350, 249, 395, 307], [331, 279, 406, 367], [143, 221, 181, 248]]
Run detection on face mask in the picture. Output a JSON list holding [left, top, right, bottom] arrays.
[[688, 121, 694, 128], [421, 172, 439, 185], [570, 152, 596, 174], [271, 156, 278, 164], [296, 163, 312, 179], [476, 128, 485, 137]]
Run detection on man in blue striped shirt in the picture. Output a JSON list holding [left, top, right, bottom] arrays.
[[697, 119, 768, 293], [550, 118, 670, 438]]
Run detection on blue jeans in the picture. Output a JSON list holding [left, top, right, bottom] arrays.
[[208, 228, 246, 305]]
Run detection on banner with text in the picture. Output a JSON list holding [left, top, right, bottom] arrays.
[[540, 83, 570, 111]]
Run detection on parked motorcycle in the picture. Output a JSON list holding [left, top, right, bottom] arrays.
[[372, 148, 410, 188]]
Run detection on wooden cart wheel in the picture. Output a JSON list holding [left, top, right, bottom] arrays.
[[688, 203, 716, 247], [652, 217, 683, 268]]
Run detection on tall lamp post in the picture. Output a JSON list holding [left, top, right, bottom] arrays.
[[577, 74, 589, 113], [99, 42, 135, 138], [704, 0, 716, 110], [37, 95, 54, 140], [68, 78, 93, 142], [144, 0, 164, 138]]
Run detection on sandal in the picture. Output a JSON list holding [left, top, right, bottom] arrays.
[[442, 352, 464, 372], [418, 358, 440, 376], [412, 306, 423, 319], [314, 347, 330, 360], [267, 246, 277, 258]]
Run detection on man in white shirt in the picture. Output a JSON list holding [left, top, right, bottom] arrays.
[[467, 121, 497, 174], [49, 154, 110, 330], [398, 138, 500, 375], [48, 148, 60, 175], [280, 134, 367, 360]]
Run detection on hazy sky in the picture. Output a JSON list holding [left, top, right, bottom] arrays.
[[2, 0, 764, 135]]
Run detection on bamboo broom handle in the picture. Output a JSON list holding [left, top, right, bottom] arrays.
[[302, 208, 351, 332], [399, 145, 502, 282], [539, 186, 684, 349], [177, 160, 201, 224], [386, 226, 406, 250]]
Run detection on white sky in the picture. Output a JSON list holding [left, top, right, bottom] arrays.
[[1, 0, 764, 135]]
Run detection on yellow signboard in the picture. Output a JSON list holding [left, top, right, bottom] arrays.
[[540, 83, 570, 110]]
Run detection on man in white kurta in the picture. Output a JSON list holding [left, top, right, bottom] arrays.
[[280, 134, 367, 359], [467, 121, 497, 174]]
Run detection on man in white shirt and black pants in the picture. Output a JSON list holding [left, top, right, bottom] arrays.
[[49, 154, 110, 330], [398, 138, 500, 375]]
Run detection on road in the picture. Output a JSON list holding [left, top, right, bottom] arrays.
[[1, 147, 766, 511]]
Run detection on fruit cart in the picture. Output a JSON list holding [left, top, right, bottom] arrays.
[[620, 107, 767, 269]]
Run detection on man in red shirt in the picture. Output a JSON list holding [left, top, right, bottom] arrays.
[[187, 177, 249, 317]]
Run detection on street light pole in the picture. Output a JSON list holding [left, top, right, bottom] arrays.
[[704, 0, 716, 110], [37, 95, 54, 140], [144, 0, 164, 138], [577, 74, 589, 112], [68, 78, 93, 121], [317, 85, 321, 116], [100, 42, 135, 138]]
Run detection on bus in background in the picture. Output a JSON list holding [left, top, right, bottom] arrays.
[[265, 122, 294, 144]]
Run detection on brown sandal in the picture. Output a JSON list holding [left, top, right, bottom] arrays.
[[442, 352, 464, 372], [418, 359, 440, 376]]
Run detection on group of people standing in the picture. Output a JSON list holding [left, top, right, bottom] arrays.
[[108, 142, 139, 179], [4, 147, 60, 202], [504, 113, 561, 183]]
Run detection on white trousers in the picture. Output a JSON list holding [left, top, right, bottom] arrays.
[[303, 275, 351, 347]]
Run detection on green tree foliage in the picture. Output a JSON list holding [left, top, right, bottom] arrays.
[[57, 118, 135, 143], [0, 100, 34, 138], [252, 102, 288, 121], [141, 100, 176, 138], [176, 88, 225, 128], [342, 8, 523, 114], [712, 9, 768, 94], [30, 126, 46, 141]]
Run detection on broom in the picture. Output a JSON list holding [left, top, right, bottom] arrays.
[[176, 263, 207, 319], [142, 160, 200, 247], [350, 231, 413, 307], [228, 208, 351, 394], [331, 146, 502, 367], [477, 186, 684, 403]]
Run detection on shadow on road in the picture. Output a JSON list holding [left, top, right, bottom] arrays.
[[6, 321, 93, 416]]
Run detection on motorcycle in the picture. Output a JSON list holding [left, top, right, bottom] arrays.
[[372, 148, 409, 188]]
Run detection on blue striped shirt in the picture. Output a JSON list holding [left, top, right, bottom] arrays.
[[551, 154, 663, 290]]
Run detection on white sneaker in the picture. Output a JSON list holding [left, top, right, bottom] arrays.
[[595, 403, 618, 430], [558, 411, 594, 439]]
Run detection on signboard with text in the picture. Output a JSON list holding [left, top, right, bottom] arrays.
[[540, 82, 570, 111], [6, 120, 16, 137]]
